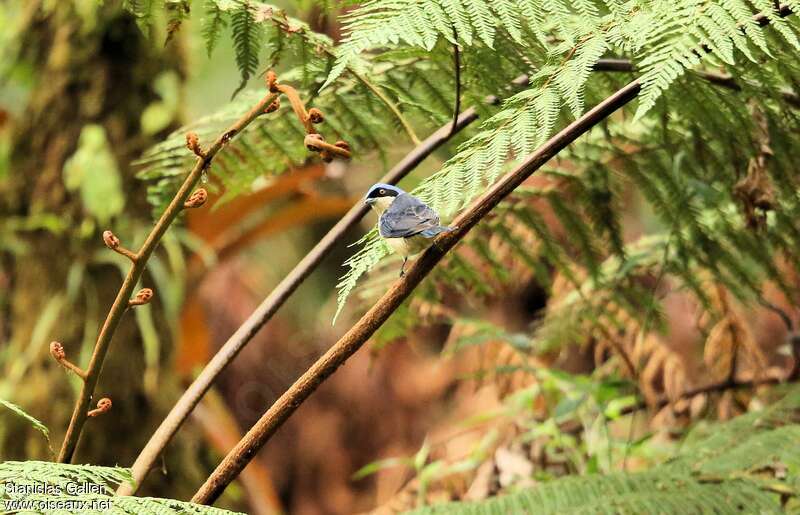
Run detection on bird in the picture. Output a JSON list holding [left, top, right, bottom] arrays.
[[364, 183, 452, 277]]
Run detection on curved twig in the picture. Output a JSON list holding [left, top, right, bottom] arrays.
[[449, 27, 461, 137], [50, 342, 87, 380], [57, 85, 281, 463]]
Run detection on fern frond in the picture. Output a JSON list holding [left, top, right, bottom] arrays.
[[230, 0, 262, 97], [320, 0, 578, 89], [202, 0, 228, 57], [411, 474, 778, 514], [332, 80, 575, 315], [0, 399, 50, 443], [122, 0, 159, 32], [633, 0, 800, 118], [409, 385, 800, 514], [0, 461, 132, 495], [0, 461, 243, 514]]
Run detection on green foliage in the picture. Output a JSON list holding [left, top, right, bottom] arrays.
[[63, 125, 125, 226], [414, 474, 776, 513], [123, 0, 159, 33], [408, 386, 800, 514], [334, 0, 800, 317], [322, 0, 483, 89], [135, 57, 468, 215], [0, 461, 130, 495], [202, 0, 228, 57], [230, 0, 262, 97], [140, 71, 182, 135], [0, 461, 243, 514], [0, 399, 50, 444]]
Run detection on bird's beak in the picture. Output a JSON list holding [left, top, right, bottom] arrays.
[[364, 197, 376, 205]]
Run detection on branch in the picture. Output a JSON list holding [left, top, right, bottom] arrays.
[[119, 82, 499, 496], [449, 27, 461, 137], [266, 70, 352, 162], [264, 14, 421, 145], [619, 375, 800, 420], [50, 341, 87, 380], [601, 331, 800, 422], [593, 58, 800, 108], [57, 79, 286, 463], [190, 79, 642, 505]]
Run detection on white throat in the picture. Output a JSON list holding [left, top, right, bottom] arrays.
[[369, 196, 395, 216]]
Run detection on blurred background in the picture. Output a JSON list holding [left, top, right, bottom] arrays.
[[1, 1, 799, 514]]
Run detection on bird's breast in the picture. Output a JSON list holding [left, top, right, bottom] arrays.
[[385, 235, 430, 257]]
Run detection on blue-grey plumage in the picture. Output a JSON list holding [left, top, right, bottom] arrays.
[[364, 183, 451, 276]]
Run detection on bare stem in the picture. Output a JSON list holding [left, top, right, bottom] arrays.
[[56, 88, 280, 463], [449, 27, 461, 137], [87, 398, 112, 418], [50, 342, 87, 380], [353, 70, 422, 145]]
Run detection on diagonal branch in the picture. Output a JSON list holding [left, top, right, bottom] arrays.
[[190, 79, 643, 505], [58, 64, 357, 463]]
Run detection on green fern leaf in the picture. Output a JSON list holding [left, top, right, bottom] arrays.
[[230, 0, 262, 98], [408, 386, 800, 514], [555, 34, 608, 116], [202, 0, 228, 57], [0, 462, 244, 515], [0, 399, 50, 443]]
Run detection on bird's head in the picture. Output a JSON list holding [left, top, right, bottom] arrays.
[[364, 183, 404, 213]]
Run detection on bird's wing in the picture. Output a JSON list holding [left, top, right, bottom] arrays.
[[379, 193, 441, 238]]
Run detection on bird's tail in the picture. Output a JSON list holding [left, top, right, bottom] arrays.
[[421, 226, 453, 238]]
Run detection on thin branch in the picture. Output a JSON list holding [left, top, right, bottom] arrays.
[[102, 231, 137, 263], [622, 373, 800, 419], [190, 79, 643, 505], [353, 70, 422, 145], [593, 57, 800, 108], [449, 28, 461, 137], [58, 67, 353, 463], [50, 342, 87, 380], [57, 86, 281, 463], [611, 331, 800, 422], [265, 70, 352, 162]]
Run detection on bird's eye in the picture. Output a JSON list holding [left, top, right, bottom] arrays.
[[379, 189, 386, 195]]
